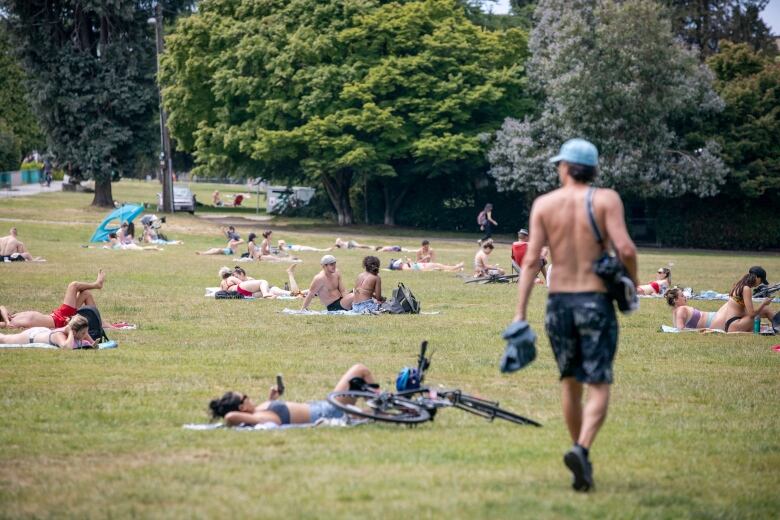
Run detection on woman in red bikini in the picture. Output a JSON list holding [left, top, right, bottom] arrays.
[[637, 267, 671, 296], [0, 270, 105, 329]]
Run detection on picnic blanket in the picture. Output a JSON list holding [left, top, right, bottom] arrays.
[[183, 417, 365, 431], [281, 308, 441, 316], [660, 324, 775, 335]]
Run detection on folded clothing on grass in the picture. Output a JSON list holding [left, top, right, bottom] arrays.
[[183, 417, 365, 430]]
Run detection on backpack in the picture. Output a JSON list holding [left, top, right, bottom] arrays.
[[215, 290, 245, 299], [380, 283, 421, 314], [477, 210, 487, 226], [75, 306, 109, 344]]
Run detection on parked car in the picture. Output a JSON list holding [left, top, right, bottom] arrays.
[[157, 185, 196, 213]]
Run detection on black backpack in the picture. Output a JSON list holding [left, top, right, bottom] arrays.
[[214, 290, 245, 299], [76, 306, 109, 344], [380, 283, 421, 314]]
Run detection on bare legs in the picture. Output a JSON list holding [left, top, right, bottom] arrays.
[[197, 248, 229, 255], [0, 330, 34, 344], [561, 378, 610, 449], [420, 262, 464, 272], [62, 270, 105, 307], [0, 305, 10, 328]]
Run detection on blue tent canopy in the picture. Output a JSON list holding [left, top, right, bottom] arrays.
[[90, 204, 144, 243]]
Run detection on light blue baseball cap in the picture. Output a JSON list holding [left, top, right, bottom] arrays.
[[549, 138, 599, 167]]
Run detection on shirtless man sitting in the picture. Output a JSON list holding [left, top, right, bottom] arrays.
[[416, 240, 435, 263], [0, 228, 45, 262], [473, 241, 505, 277], [300, 255, 354, 311]]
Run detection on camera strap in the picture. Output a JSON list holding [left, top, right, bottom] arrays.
[[585, 187, 606, 249]]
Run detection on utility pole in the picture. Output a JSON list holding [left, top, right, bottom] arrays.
[[151, 3, 174, 212]]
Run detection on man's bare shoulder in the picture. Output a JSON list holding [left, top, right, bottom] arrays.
[[532, 188, 565, 211]]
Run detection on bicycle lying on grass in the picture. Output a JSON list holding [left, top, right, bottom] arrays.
[[327, 341, 542, 427]]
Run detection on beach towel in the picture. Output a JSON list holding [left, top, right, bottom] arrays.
[[659, 324, 774, 334], [0, 341, 118, 349], [183, 417, 365, 431], [281, 308, 440, 316], [109, 322, 137, 330], [205, 287, 298, 300]]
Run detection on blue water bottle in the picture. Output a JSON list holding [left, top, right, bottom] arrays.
[[753, 317, 760, 334]]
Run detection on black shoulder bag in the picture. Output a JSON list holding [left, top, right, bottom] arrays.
[[586, 187, 638, 314]]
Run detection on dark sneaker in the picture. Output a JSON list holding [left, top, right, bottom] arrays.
[[564, 445, 594, 492]]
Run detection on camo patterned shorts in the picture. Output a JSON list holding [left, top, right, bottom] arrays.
[[545, 292, 618, 384]]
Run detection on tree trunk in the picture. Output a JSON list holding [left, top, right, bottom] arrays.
[[92, 178, 114, 207], [322, 171, 354, 225], [382, 182, 411, 226]]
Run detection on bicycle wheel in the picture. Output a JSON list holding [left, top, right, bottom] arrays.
[[454, 393, 542, 427], [327, 390, 431, 424]]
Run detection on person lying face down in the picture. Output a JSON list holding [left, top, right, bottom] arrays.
[[208, 364, 378, 426]]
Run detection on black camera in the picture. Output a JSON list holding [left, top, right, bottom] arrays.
[[593, 253, 638, 314]]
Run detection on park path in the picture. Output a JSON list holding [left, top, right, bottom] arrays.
[[0, 181, 63, 198]]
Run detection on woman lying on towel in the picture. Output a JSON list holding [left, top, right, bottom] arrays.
[[388, 257, 464, 272], [209, 364, 378, 426], [196, 237, 244, 256], [665, 287, 717, 329], [1, 270, 105, 329], [710, 271, 779, 332], [0, 314, 92, 348], [277, 239, 332, 253], [637, 267, 671, 296], [218, 264, 308, 298]]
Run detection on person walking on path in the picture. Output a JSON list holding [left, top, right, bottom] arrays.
[[477, 203, 498, 243], [509, 138, 638, 492]]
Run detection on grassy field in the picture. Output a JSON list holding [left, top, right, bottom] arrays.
[[1, 181, 778, 519]]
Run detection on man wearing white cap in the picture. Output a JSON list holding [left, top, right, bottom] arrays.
[[300, 255, 354, 311], [507, 138, 638, 492]]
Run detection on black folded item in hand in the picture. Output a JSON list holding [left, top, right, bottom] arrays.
[[500, 320, 537, 373]]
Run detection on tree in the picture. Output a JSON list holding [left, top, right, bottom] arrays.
[[0, 1, 191, 206], [161, 0, 531, 225], [663, 1, 776, 58], [707, 41, 780, 196], [487, 0, 728, 198]]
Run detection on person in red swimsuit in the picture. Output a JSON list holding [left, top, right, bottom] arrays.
[[0, 270, 105, 328]]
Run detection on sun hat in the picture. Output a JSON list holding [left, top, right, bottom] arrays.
[[320, 254, 337, 265], [549, 138, 599, 167]]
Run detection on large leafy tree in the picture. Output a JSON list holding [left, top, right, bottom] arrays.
[[487, 0, 728, 198], [161, 0, 530, 225], [663, 1, 776, 58], [707, 41, 780, 196], [0, 23, 44, 169], [0, 1, 191, 206]]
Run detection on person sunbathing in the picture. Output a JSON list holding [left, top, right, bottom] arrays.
[[105, 233, 163, 251], [218, 264, 307, 299], [473, 241, 504, 277], [333, 237, 375, 250], [0, 227, 45, 262], [665, 287, 717, 329], [246, 232, 300, 263], [300, 255, 354, 311], [0, 314, 92, 349], [710, 271, 779, 332], [196, 237, 244, 256], [209, 364, 378, 426], [352, 256, 385, 313], [277, 239, 332, 253], [388, 257, 464, 272], [416, 240, 435, 263], [637, 267, 672, 296], [0, 270, 105, 329]]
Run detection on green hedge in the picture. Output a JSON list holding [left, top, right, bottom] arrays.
[[655, 195, 780, 250]]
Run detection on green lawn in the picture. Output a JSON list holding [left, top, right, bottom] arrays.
[[1, 181, 778, 518]]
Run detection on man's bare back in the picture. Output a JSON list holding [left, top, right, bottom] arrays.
[[532, 185, 621, 293]]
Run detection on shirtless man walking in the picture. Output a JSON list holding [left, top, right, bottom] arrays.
[[510, 138, 638, 492], [300, 255, 354, 311]]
